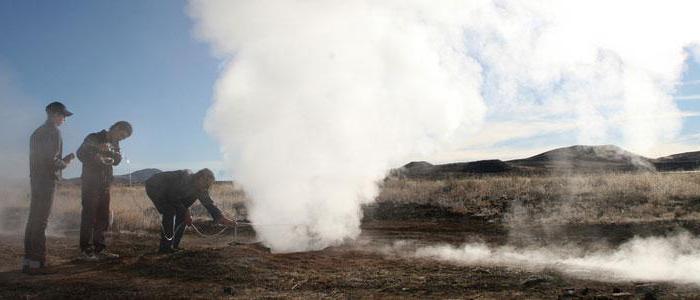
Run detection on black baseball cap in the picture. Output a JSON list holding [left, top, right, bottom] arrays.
[[45, 101, 73, 117]]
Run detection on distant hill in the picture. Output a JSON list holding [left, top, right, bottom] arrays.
[[397, 160, 512, 178], [508, 145, 655, 173], [395, 144, 698, 178], [63, 168, 162, 185], [396, 159, 513, 178], [112, 168, 162, 185], [652, 151, 700, 171]]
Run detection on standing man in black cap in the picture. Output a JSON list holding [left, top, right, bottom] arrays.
[[23, 101, 75, 274], [77, 121, 132, 261]]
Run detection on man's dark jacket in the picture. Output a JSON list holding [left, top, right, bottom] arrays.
[[145, 170, 223, 220], [30, 121, 67, 180], [77, 130, 121, 185]]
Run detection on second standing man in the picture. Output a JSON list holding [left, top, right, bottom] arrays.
[[77, 121, 133, 260]]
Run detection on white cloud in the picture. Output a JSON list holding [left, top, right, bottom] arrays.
[[461, 120, 576, 148], [675, 94, 700, 100], [644, 142, 700, 158], [679, 80, 700, 86]]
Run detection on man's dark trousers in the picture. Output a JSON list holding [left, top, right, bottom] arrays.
[[79, 180, 111, 253], [24, 177, 57, 264], [151, 198, 186, 251]]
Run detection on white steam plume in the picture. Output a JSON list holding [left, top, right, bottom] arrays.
[[0, 65, 40, 182], [401, 232, 700, 284], [189, 1, 485, 252], [189, 1, 700, 252], [0, 64, 40, 233]]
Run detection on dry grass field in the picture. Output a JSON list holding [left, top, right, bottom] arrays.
[[3, 172, 700, 298], [0, 182, 249, 235], [2, 172, 700, 235], [376, 172, 700, 224]]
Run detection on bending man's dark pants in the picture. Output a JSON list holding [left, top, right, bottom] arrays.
[[157, 203, 186, 250], [145, 187, 186, 250], [24, 177, 56, 264], [79, 181, 111, 253]]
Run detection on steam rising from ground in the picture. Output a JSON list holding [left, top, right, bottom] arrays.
[[394, 232, 700, 284], [0, 66, 40, 182], [189, 1, 485, 251], [0, 65, 40, 233], [189, 1, 700, 252]]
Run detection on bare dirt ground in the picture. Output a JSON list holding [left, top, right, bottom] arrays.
[[2, 219, 700, 299]]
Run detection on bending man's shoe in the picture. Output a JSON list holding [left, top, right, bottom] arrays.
[[22, 260, 55, 275], [77, 251, 99, 262], [158, 247, 176, 254], [94, 251, 120, 260]]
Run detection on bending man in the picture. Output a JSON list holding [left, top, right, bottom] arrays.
[[145, 168, 235, 253]]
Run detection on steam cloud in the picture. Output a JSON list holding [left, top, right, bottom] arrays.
[[189, 1, 700, 252], [0, 65, 40, 233], [401, 232, 700, 284], [0, 66, 40, 182]]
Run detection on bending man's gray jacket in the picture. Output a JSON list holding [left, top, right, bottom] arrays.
[[145, 170, 223, 220]]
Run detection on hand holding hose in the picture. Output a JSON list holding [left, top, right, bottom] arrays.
[[63, 153, 75, 164], [184, 211, 193, 227], [217, 216, 236, 226]]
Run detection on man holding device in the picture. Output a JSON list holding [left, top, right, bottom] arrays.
[[23, 101, 75, 274]]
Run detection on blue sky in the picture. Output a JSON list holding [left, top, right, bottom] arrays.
[[0, 0, 225, 178], [1, 1, 700, 180]]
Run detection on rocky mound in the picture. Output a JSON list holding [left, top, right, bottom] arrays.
[[63, 168, 162, 185], [652, 151, 700, 171], [394, 145, 669, 178], [508, 145, 656, 173], [395, 159, 512, 178]]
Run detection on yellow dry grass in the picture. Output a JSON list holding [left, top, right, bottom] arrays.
[[377, 172, 700, 224], [0, 182, 248, 234], [2, 172, 700, 233]]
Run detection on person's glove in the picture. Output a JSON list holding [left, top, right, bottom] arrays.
[[62, 153, 75, 164], [98, 143, 112, 151], [99, 156, 115, 166]]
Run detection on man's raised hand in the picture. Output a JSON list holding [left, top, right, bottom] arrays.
[[63, 153, 75, 164]]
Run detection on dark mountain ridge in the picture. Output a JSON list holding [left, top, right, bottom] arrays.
[[396, 145, 699, 178], [63, 168, 162, 185]]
